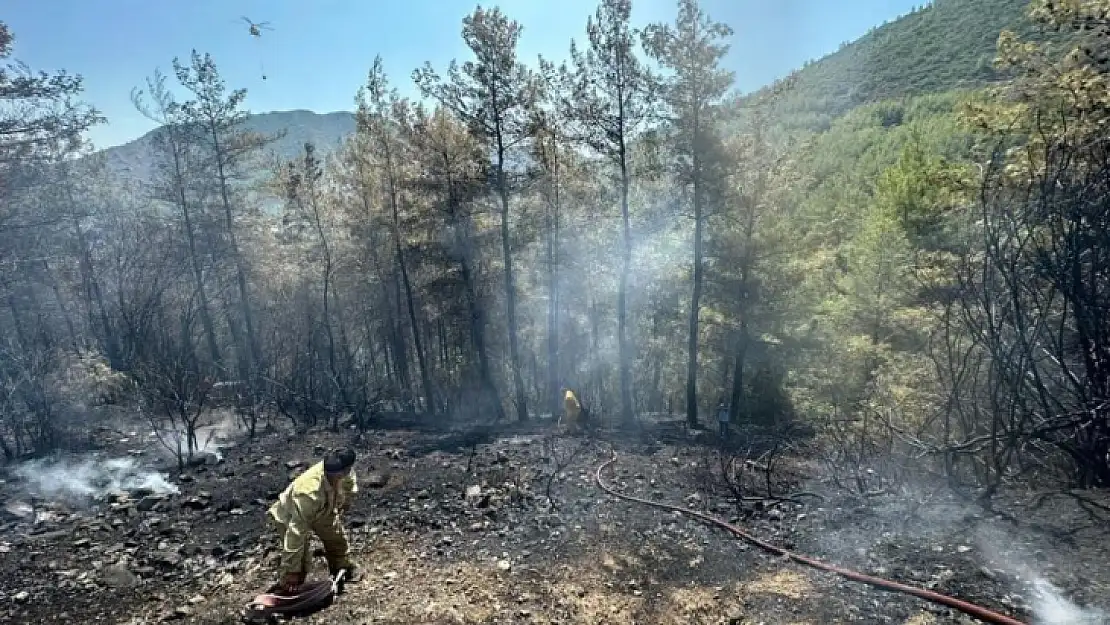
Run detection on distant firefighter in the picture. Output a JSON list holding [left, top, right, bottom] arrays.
[[561, 385, 582, 434]]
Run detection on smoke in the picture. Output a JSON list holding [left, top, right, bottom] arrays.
[[13, 455, 180, 502], [150, 410, 242, 462], [805, 484, 1106, 625], [1029, 577, 1105, 625], [974, 526, 1106, 625]]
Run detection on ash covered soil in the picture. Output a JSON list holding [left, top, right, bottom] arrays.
[[1, 415, 1108, 625]]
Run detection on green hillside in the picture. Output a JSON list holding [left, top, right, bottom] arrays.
[[754, 0, 1046, 132]]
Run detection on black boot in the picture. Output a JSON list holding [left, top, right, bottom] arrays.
[[330, 561, 359, 582]]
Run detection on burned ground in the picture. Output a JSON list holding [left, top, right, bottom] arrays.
[[1, 417, 1107, 625]]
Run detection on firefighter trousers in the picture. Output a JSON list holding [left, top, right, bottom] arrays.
[[270, 513, 351, 576]]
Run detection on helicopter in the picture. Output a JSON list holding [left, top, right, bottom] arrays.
[[241, 16, 273, 38], [239, 17, 274, 80]]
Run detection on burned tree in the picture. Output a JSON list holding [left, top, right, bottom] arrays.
[[946, 4, 1110, 488]]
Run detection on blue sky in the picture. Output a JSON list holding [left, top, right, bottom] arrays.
[[4, 0, 923, 149]]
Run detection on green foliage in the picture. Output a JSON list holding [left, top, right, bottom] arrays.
[[0, 20, 102, 168], [740, 0, 1058, 134], [762, 81, 982, 436]]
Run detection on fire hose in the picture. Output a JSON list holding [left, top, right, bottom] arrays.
[[595, 451, 1028, 625], [242, 569, 346, 623]]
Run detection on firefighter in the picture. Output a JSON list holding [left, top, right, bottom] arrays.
[[562, 385, 582, 434], [268, 447, 359, 594]]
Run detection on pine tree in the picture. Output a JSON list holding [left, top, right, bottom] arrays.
[[415, 7, 536, 422], [643, 0, 735, 427], [564, 0, 658, 425]]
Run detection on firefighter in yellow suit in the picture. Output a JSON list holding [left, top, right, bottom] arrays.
[[562, 386, 582, 434], [268, 447, 359, 593]]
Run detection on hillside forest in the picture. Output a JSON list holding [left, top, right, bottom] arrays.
[[2, 0, 1109, 501]]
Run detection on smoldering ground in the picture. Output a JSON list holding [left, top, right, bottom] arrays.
[[11, 455, 179, 503]]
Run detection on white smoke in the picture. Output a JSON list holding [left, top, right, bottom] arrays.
[[150, 410, 243, 463], [1030, 577, 1106, 625], [13, 456, 180, 501], [975, 527, 1106, 625]]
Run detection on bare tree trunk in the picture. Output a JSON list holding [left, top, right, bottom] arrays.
[[618, 141, 635, 425], [590, 298, 602, 408], [388, 180, 434, 414], [544, 131, 562, 419], [71, 216, 120, 367], [208, 126, 260, 434], [40, 260, 78, 352], [686, 164, 704, 428], [459, 225, 504, 423], [175, 168, 222, 371], [307, 192, 344, 427], [728, 318, 748, 423], [376, 129, 433, 412], [495, 131, 528, 422]]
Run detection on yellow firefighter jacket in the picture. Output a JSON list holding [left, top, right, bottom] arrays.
[[268, 461, 358, 575], [564, 390, 582, 426]]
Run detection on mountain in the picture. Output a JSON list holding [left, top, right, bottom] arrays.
[[97, 2, 1049, 187], [97, 109, 356, 184], [746, 0, 1052, 132]]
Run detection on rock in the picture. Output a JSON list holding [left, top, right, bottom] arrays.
[[216, 498, 243, 513], [101, 563, 139, 588], [163, 606, 192, 621], [180, 498, 208, 511], [465, 485, 482, 502], [151, 551, 182, 568], [72, 538, 91, 548], [497, 559, 512, 572], [137, 495, 166, 512], [129, 485, 155, 498], [285, 460, 304, 470], [187, 453, 220, 467], [13, 590, 29, 602], [365, 472, 389, 488], [187, 594, 205, 605], [104, 492, 129, 504]]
